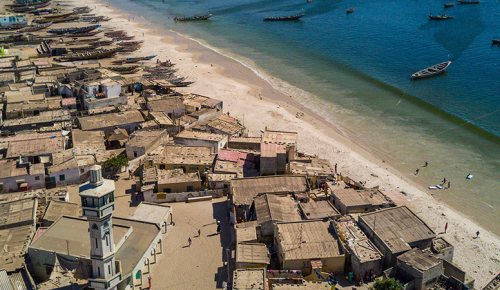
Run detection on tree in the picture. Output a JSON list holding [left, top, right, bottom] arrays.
[[102, 154, 128, 173], [370, 277, 403, 290]]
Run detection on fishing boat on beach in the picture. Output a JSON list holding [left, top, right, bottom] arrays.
[[113, 55, 157, 64], [17, 22, 52, 33], [57, 48, 119, 62], [429, 14, 454, 20], [48, 24, 100, 35], [457, 0, 480, 4], [107, 65, 141, 74], [444, 2, 455, 8], [263, 13, 305, 21], [411, 61, 452, 79], [174, 14, 212, 22]]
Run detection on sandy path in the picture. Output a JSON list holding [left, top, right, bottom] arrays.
[[65, 0, 500, 286]]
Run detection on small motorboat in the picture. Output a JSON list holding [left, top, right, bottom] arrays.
[[346, 8, 354, 14], [444, 2, 455, 8], [263, 13, 305, 21], [492, 39, 500, 45], [174, 14, 212, 22], [411, 61, 452, 79], [429, 14, 454, 20]]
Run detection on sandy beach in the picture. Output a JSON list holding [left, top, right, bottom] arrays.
[[67, 0, 500, 286]]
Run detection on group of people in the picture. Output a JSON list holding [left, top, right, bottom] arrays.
[[186, 221, 221, 247], [414, 161, 474, 189]]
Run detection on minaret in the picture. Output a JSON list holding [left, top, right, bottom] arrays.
[[79, 165, 121, 290]]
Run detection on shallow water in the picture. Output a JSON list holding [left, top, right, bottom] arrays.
[[105, 0, 500, 235]]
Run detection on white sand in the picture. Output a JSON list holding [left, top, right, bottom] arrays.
[[68, 0, 500, 286]]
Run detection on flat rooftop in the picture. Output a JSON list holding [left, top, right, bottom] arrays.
[[29, 216, 160, 276], [359, 206, 436, 254], [236, 221, 258, 243], [157, 169, 200, 184], [272, 281, 332, 290], [254, 194, 302, 224], [236, 242, 270, 265], [230, 175, 308, 206], [232, 268, 266, 290], [127, 129, 166, 148], [299, 200, 341, 220], [78, 110, 145, 130], [335, 219, 382, 263], [262, 129, 297, 145], [175, 130, 227, 142], [275, 220, 342, 261], [289, 159, 334, 177], [150, 144, 214, 166], [331, 187, 391, 207], [397, 248, 442, 272], [0, 197, 36, 229], [42, 200, 80, 224], [0, 225, 34, 272], [130, 202, 171, 226]]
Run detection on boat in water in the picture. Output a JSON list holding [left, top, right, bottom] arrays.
[[346, 8, 354, 14], [174, 14, 212, 22], [411, 61, 452, 79], [444, 2, 455, 8], [428, 14, 454, 20], [492, 39, 500, 45], [458, 0, 480, 4], [263, 14, 305, 22]]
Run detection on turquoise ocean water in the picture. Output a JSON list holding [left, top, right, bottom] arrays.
[[105, 0, 500, 234]]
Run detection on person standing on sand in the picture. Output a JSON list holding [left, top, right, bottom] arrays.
[[424, 161, 428, 167], [188, 237, 192, 247], [197, 229, 201, 237], [334, 163, 338, 174], [476, 231, 480, 239], [442, 177, 447, 185], [447, 181, 451, 189], [444, 222, 448, 233], [414, 168, 420, 175]]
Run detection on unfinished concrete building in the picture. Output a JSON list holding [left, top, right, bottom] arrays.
[[260, 130, 297, 176], [396, 248, 444, 290]]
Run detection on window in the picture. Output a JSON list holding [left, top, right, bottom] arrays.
[[97, 267, 100, 277], [105, 235, 109, 246], [80, 168, 85, 174], [159, 164, 166, 170], [108, 264, 112, 275], [35, 176, 40, 181], [59, 174, 65, 181], [165, 188, 171, 193], [187, 185, 194, 192], [133, 151, 138, 158], [95, 238, 99, 248]]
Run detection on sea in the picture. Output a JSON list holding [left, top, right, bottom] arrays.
[[104, 0, 500, 235]]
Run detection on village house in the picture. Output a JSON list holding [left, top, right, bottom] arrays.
[[260, 130, 298, 176], [228, 136, 261, 152], [232, 268, 266, 290], [41, 200, 80, 227], [358, 206, 436, 267], [214, 149, 258, 178], [334, 217, 383, 282], [207, 173, 236, 193], [288, 157, 335, 188], [146, 144, 215, 177], [182, 93, 223, 112], [1, 109, 72, 132], [236, 221, 259, 243], [230, 175, 308, 222], [235, 242, 270, 269], [205, 114, 245, 136], [76, 110, 145, 134], [274, 220, 345, 274], [130, 202, 173, 236], [71, 129, 106, 156], [0, 159, 45, 193], [156, 168, 202, 193], [189, 108, 222, 123], [0, 197, 37, 274], [396, 248, 444, 290], [298, 199, 341, 220], [46, 150, 82, 187], [329, 186, 392, 214], [148, 111, 181, 135], [174, 130, 228, 153], [146, 96, 186, 118], [252, 194, 302, 238], [125, 129, 168, 159]]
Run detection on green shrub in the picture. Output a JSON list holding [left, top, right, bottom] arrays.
[[370, 277, 403, 290]]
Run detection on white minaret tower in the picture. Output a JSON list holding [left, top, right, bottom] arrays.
[[79, 165, 121, 290]]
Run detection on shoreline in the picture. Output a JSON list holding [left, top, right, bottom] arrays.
[[80, 0, 499, 286]]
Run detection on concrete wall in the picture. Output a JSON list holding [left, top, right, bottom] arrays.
[[27, 249, 91, 283], [351, 256, 383, 281], [0, 173, 45, 193], [157, 180, 202, 193], [260, 157, 276, 176], [174, 137, 227, 154], [397, 259, 443, 290], [281, 256, 345, 275], [143, 189, 223, 203], [49, 167, 80, 186], [126, 132, 167, 160]]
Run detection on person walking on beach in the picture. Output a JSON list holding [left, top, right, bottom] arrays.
[[187, 237, 192, 247], [414, 168, 420, 175], [424, 161, 428, 167], [197, 229, 201, 237], [475, 231, 480, 239], [334, 163, 338, 174], [442, 177, 447, 185], [444, 222, 448, 233], [447, 181, 451, 189]]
